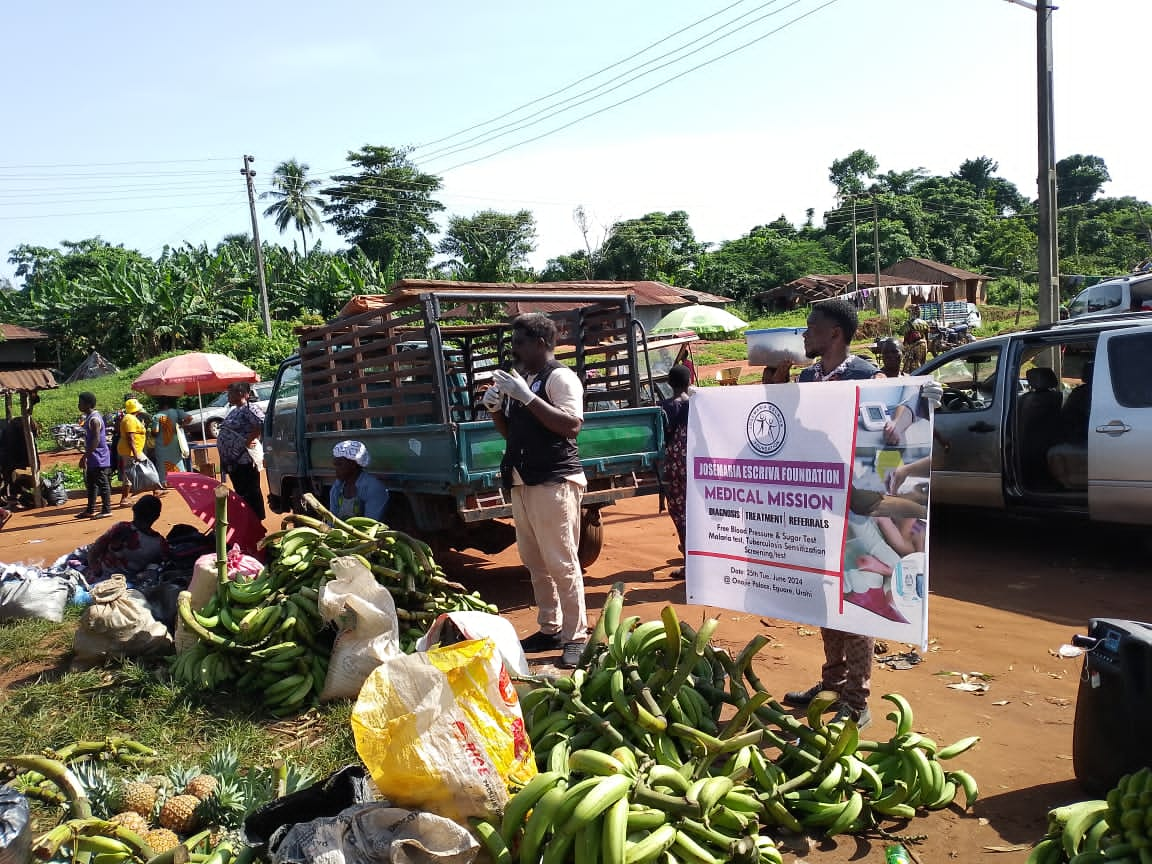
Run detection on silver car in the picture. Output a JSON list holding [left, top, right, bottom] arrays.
[[185, 382, 274, 439], [917, 316, 1152, 525]]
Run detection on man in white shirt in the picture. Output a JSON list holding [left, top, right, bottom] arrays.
[[484, 314, 588, 668]]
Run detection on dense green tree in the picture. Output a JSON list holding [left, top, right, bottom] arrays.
[[1056, 154, 1111, 207], [436, 209, 536, 282], [540, 250, 595, 282], [596, 211, 703, 282], [262, 159, 325, 255], [874, 168, 928, 196], [691, 222, 839, 303], [981, 217, 1036, 274], [954, 156, 1027, 215], [828, 150, 879, 202], [322, 145, 444, 279]]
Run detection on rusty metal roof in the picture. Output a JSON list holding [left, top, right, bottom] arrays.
[[757, 273, 941, 303], [883, 258, 988, 282], [0, 367, 57, 394], [387, 279, 734, 306], [0, 324, 49, 340]]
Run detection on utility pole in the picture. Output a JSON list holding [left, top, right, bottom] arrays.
[[1006, 0, 1059, 326], [241, 155, 273, 337], [873, 197, 889, 319], [850, 196, 859, 292], [1036, 1, 1059, 326]]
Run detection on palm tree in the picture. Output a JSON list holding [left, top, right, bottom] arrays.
[[261, 159, 324, 255]]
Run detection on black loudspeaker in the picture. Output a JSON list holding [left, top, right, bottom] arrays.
[[1072, 619, 1152, 795]]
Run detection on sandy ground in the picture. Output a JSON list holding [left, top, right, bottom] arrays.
[[4, 450, 1146, 862]]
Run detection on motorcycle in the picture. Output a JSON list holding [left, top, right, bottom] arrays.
[[52, 422, 85, 451], [928, 320, 975, 356]]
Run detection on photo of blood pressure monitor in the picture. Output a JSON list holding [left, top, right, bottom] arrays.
[[859, 402, 890, 431]]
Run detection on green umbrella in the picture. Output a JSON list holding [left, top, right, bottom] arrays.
[[651, 304, 748, 337]]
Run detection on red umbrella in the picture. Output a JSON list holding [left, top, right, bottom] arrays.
[[132, 352, 259, 438], [165, 472, 266, 557]]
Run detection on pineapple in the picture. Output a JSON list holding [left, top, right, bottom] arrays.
[[110, 810, 151, 837], [159, 794, 202, 834], [184, 773, 218, 801], [147, 774, 175, 795], [71, 762, 118, 820], [121, 780, 158, 818], [144, 828, 180, 854], [204, 747, 240, 779], [198, 777, 249, 831], [282, 763, 317, 795], [167, 763, 201, 793]]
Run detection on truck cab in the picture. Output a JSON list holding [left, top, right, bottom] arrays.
[[917, 317, 1152, 525]]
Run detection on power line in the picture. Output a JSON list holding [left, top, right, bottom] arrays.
[[415, 0, 756, 150], [0, 157, 237, 171], [0, 201, 237, 221], [431, 0, 843, 175], [416, 0, 793, 163], [0, 188, 243, 207]]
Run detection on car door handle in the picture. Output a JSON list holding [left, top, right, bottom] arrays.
[[1095, 420, 1132, 435], [967, 421, 996, 433]]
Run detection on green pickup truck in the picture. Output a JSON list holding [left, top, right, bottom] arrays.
[[263, 285, 696, 566]]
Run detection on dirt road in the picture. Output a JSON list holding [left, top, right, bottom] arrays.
[[5, 453, 1145, 862]]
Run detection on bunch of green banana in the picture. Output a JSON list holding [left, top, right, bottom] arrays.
[[269, 497, 499, 649], [475, 745, 783, 864], [1027, 767, 1152, 864], [172, 499, 499, 713], [515, 584, 981, 851], [30, 818, 245, 864]]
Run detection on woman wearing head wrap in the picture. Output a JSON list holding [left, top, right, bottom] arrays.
[[116, 399, 148, 506], [329, 440, 390, 521]]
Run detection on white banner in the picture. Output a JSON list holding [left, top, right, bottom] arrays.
[[684, 378, 933, 648]]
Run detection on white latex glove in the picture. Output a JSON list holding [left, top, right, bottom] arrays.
[[493, 369, 536, 405], [921, 379, 943, 410], [481, 385, 504, 412]]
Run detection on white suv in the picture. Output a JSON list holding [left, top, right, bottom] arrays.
[[186, 382, 274, 439], [1066, 272, 1152, 320]]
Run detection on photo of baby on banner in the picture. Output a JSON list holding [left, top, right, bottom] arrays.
[[683, 377, 938, 650]]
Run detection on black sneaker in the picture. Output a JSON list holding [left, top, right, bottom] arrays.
[[782, 682, 836, 707], [830, 700, 871, 730], [558, 641, 587, 669], [74, 510, 94, 519], [519, 631, 562, 653], [92, 511, 112, 520]]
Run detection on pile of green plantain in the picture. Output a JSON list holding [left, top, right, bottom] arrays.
[[1028, 767, 1152, 864], [475, 584, 980, 864], [172, 492, 497, 715]]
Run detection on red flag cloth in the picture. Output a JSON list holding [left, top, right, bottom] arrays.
[[165, 472, 266, 558]]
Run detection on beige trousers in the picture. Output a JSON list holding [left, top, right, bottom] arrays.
[[510, 480, 587, 643]]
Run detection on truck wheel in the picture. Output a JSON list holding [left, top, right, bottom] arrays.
[[206, 418, 222, 439], [577, 507, 604, 570]]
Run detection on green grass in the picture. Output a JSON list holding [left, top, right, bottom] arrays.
[[0, 619, 358, 781], [34, 354, 210, 451], [691, 340, 750, 367], [0, 613, 79, 673]]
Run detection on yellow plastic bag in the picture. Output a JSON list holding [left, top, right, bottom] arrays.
[[351, 638, 536, 823]]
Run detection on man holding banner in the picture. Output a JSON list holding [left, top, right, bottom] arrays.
[[684, 298, 940, 731], [782, 300, 883, 728]]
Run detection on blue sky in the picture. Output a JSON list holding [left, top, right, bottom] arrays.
[[2, 0, 1148, 283]]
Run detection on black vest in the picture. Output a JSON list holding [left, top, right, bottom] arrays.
[[500, 361, 582, 489]]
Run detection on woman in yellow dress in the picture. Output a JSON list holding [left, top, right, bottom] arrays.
[[117, 399, 147, 505]]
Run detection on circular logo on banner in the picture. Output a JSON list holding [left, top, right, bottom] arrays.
[[746, 401, 787, 457]]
